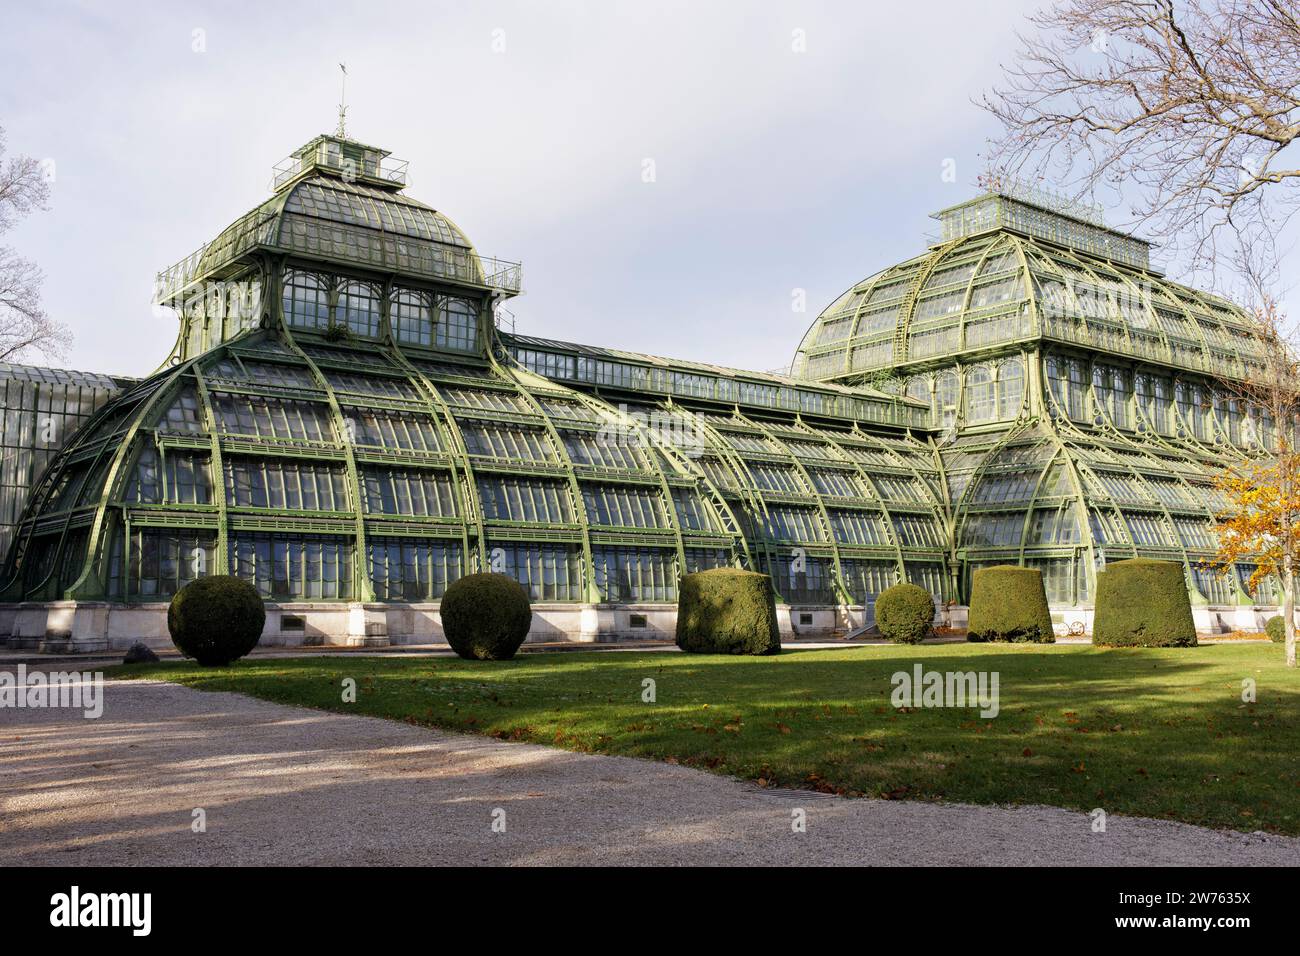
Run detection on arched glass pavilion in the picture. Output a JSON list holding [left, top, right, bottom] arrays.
[[0, 145, 1283, 650], [794, 186, 1289, 625]]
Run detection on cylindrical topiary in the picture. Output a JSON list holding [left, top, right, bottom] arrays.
[[440, 572, 532, 660], [875, 583, 935, 644], [1265, 614, 1286, 643], [967, 565, 1055, 643], [168, 575, 266, 666], [676, 568, 781, 655], [1092, 558, 1197, 647]]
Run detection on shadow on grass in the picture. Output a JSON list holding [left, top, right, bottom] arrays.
[[107, 642, 1300, 834]]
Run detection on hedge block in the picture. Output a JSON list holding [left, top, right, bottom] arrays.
[[675, 568, 781, 655], [1092, 559, 1197, 647], [967, 565, 1055, 643]]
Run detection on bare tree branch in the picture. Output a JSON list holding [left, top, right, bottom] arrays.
[[0, 125, 68, 363], [981, 0, 1300, 280]]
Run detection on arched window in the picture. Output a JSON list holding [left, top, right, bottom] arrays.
[[997, 358, 1024, 420], [906, 376, 932, 409], [337, 280, 380, 338], [1175, 381, 1208, 440], [282, 271, 329, 330], [436, 298, 478, 352], [227, 280, 263, 336], [1091, 365, 1111, 424], [1135, 373, 1154, 430], [1189, 383, 1209, 440], [1110, 367, 1130, 429], [390, 288, 433, 346], [1066, 359, 1088, 421], [1045, 356, 1067, 415], [935, 370, 959, 437], [963, 366, 995, 423], [1216, 392, 1243, 445], [1154, 376, 1174, 435]]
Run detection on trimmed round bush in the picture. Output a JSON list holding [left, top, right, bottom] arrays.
[[1265, 615, 1286, 643], [967, 565, 1055, 643], [875, 583, 935, 644], [676, 568, 780, 655], [1092, 559, 1197, 648], [168, 575, 266, 666], [440, 573, 532, 660]]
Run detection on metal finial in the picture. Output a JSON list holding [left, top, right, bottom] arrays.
[[335, 63, 348, 138]]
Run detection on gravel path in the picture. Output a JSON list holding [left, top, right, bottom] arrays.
[[2, 675, 1296, 866]]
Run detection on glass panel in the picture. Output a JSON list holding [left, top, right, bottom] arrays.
[[282, 271, 330, 330], [336, 280, 381, 338], [368, 537, 462, 600], [230, 532, 353, 600], [436, 298, 478, 352], [489, 542, 583, 601], [591, 546, 677, 602], [391, 288, 434, 346]]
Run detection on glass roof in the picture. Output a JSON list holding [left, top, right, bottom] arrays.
[[155, 135, 519, 307], [793, 227, 1261, 386], [0, 362, 127, 389]]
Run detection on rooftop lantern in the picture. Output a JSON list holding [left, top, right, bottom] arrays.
[[270, 134, 410, 193]]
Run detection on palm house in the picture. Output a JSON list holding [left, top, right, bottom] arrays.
[[0, 136, 1281, 651]]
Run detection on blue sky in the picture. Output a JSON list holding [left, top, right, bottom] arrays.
[[7, 0, 1268, 380]]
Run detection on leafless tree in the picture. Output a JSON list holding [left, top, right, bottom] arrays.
[[0, 126, 70, 363], [984, 2, 1300, 645], [981, 0, 1300, 281]]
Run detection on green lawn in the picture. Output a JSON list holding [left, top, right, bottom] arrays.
[[110, 642, 1300, 834]]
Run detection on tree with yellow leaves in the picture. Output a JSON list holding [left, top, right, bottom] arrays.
[[1212, 298, 1299, 667], [1214, 455, 1299, 666]]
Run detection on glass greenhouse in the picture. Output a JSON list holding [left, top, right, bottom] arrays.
[[794, 185, 1290, 628], [0, 137, 1282, 650]]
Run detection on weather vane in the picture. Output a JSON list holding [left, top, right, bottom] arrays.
[[335, 63, 348, 138]]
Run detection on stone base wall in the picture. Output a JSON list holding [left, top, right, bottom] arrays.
[[0, 600, 1290, 653], [0, 600, 683, 651]]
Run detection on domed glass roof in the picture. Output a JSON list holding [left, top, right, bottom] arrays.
[[156, 135, 518, 307], [793, 195, 1268, 386]]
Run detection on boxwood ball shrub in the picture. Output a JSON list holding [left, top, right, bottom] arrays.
[[440, 572, 533, 660], [167, 575, 266, 666], [1265, 615, 1286, 643], [675, 568, 781, 655], [967, 565, 1055, 643], [1092, 558, 1197, 647], [875, 583, 935, 644]]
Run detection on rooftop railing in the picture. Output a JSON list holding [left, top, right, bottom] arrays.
[[271, 142, 409, 191], [479, 255, 523, 295], [153, 243, 208, 305]]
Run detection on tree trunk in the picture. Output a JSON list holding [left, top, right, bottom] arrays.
[[1285, 554, 1296, 668]]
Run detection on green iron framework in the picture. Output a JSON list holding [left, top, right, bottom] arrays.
[[0, 139, 1285, 616], [794, 186, 1293, 609]]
